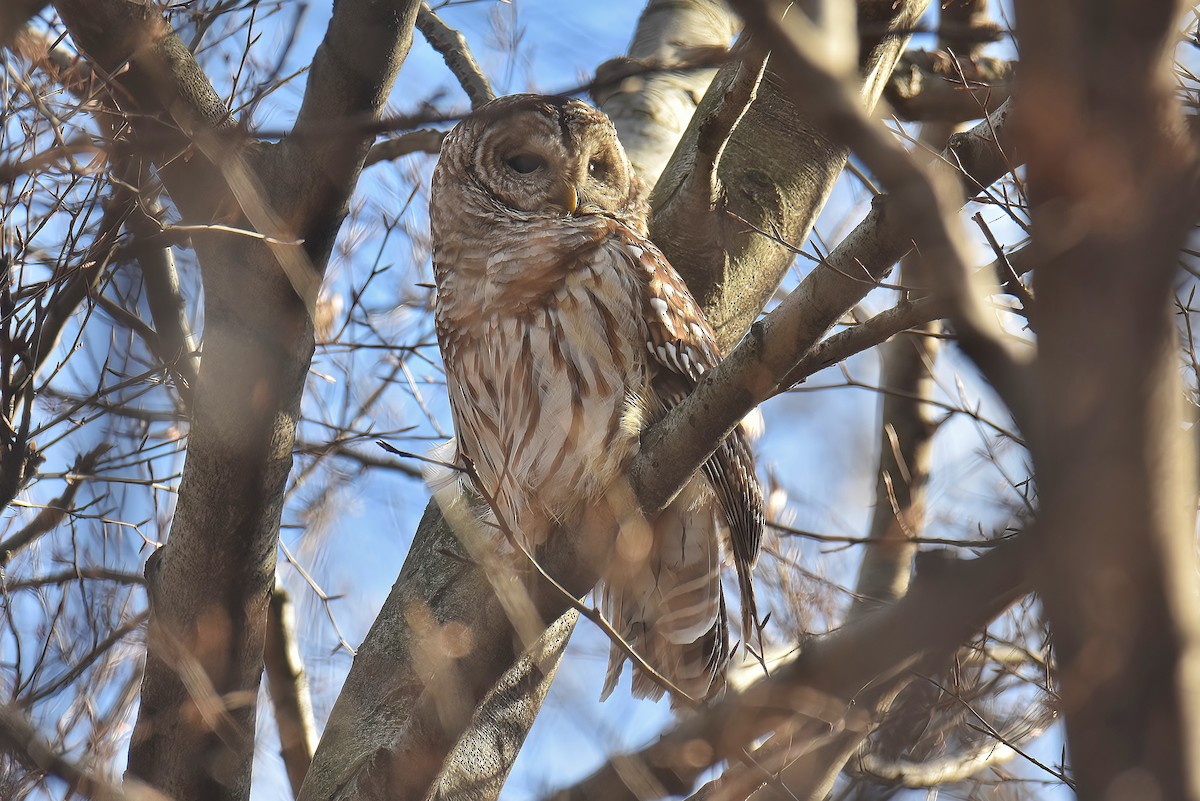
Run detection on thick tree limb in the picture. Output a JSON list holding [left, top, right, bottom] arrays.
[[0, 1, 46, 50], [1016, 0, 1200, 797], [649, 0, 930, 351], [594, 0, 741, 187]]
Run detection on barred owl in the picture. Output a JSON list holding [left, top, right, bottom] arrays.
[[428, 94, 762, 702]]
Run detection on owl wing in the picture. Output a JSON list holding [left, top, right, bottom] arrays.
[[612, 223, 764, 634]]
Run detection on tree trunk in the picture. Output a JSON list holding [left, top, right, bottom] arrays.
[[1018, 0, 1200, 797]]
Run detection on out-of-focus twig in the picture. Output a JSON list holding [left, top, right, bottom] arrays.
[[0, 703, 172, 801], [886, 50, 1013, 123]]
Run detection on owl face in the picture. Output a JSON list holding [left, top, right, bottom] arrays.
[[446, 94, 636, 218]]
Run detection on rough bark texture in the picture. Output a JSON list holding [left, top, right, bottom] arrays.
[[51, 1, 422, 799], [1017, 0, 1200, 797], [650, 0, 929, 352]]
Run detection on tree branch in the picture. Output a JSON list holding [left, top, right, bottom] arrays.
[[264, 587, 317, 800], [594, 0, 741, 187], [415, 3, 494, 109], [0, 704, 171, 801], [886, 50, 1013, 123], [630, 96, 1020, 523]]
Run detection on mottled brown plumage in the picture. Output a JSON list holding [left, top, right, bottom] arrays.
[[427, 94, 762, 702]]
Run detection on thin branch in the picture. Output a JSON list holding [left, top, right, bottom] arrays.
[[24, 611, 148, 705], [855, 709, 1052, 788], [972, 213, 1034, 321], [776, 296, 948, 392], [264, 587, 317, 800], [416, 3, 494, 109], [125, 192, 200, 396], [363, 128, 445, 168]]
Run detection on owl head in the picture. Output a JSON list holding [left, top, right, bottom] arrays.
[[432, 94, 645, 223]]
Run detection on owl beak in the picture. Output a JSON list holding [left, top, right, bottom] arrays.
[[551, 181, 579, 216]]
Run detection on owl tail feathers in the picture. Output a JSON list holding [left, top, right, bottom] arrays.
[[599, 484, 730, 707], [599, 589, 729, 707]]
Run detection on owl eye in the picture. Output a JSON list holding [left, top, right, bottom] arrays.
[[588, 159, 610, 180], [505, 153, 545, 174]]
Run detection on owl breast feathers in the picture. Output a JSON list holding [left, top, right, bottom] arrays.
[[427, 94, 763, 702]]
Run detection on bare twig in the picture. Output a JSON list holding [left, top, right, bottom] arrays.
[[363, 128, 445, 168], [776, 296, 948, 392]]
